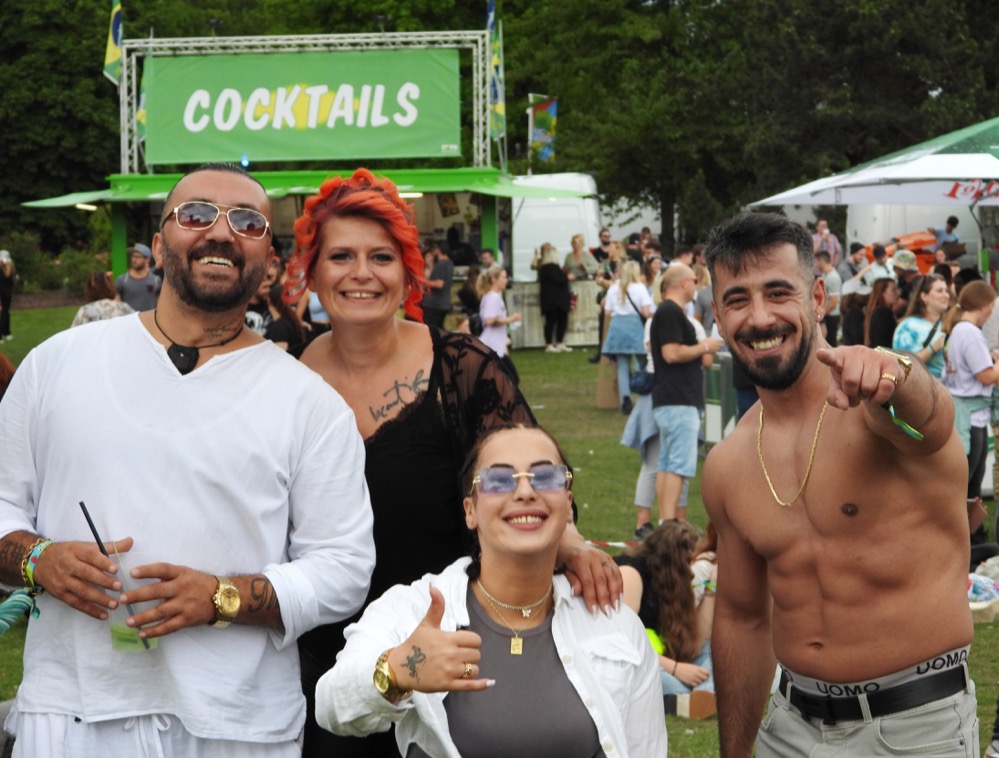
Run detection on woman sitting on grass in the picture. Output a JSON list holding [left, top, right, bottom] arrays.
[[316, 425, 666, 757], [615, 520, 718, 717]]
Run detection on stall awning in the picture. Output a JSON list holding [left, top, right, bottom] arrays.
[[23, 167, 590, 208]]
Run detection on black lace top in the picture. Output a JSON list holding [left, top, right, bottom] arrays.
[[299, 328, 535, 670]]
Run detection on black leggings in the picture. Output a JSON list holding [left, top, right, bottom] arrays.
[[0, 290, 10, 337], [543, 309, 568, 345], [968, 425, 988, 500]]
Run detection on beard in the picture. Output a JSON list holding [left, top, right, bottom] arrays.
[[728, 321, 815, 391], [161, 238, 268, 313]]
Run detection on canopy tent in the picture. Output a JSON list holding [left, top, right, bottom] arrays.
[[23, 167, 590, 209], [23, 167, 591, 274], [749, 116, 999, 208]]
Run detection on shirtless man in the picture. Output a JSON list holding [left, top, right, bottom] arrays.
[[702, 212, 975, 757]]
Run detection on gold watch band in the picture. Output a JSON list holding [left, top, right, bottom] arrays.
[[874, 346, 913, 380], [374, 649, 412, 703]]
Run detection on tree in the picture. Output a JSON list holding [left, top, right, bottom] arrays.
[[0, 1, 119, 252], [502, 0, 997, 245]]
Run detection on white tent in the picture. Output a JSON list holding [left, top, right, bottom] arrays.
[[750, 117, 999, 208]]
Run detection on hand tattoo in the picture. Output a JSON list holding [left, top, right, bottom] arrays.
[[369, 370, 430, 421], [405, 645, 426, 684]]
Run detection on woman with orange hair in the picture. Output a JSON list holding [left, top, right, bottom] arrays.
[[286, 169, 622, 756]]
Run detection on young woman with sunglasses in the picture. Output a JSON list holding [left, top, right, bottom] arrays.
[[316, 425, 666, 757], [284, 170, 622, 756]]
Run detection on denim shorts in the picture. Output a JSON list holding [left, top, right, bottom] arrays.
[[653, 404, 700, 477]]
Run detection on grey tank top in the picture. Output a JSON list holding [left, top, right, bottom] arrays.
[[407, 587, 605, 758]]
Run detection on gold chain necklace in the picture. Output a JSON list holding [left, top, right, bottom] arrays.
[[476, 578, 551, 618], [757, 401, 828, 507], [476, 582, 551, 656]]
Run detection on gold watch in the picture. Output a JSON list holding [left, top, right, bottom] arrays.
[[373, 649, 412, 704], [209, 576, 240, 629], [874, 347, 913, 381]]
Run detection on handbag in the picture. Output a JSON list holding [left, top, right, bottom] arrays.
[[468, 312, 484, 336], [625, 289, 647, 324], [629, 368, 654, 395]]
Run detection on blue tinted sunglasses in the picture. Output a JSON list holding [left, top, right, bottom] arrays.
[[470, 464, 572, 496]]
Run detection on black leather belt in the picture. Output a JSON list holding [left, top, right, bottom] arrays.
[[778, 666, 967, 725]]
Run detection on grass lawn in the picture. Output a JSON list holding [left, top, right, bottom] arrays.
[[1, 309, 997, 755]]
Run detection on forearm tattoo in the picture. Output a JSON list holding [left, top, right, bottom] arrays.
[[247, 576, 280, 614], [369, 370, 430, 421], [405, 645, 426, 684], [0, 538, 26, 574]]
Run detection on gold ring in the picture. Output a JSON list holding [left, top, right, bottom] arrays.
[[880, 372, 897, 385], [462, 662, 473, 679]]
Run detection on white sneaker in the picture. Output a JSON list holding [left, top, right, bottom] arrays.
[[545, 345, 559, 353], [556, 344, 573, 352], [984, 740, 999, 758]]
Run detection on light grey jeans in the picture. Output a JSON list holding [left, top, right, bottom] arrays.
[[756, 668, 978, 757]]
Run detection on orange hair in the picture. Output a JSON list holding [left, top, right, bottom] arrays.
[[284, 169, 426, 321]]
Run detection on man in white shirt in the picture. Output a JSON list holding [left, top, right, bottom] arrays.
[[864, 244, 896, 284], [0, 164, 375, 756]]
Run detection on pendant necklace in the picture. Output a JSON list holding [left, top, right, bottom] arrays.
[[476, 578, 552, 618], [757, 400, 828, 507], [476, 581, 551, 655], [153, 310, 244, 376]]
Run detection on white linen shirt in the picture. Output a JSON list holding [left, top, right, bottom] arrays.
[[317, 558, 667, 758], [0, 314, 375, 743]]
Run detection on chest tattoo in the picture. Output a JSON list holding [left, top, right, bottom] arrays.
[[368, 369, 430, 421], [841, 502, 859, 517]]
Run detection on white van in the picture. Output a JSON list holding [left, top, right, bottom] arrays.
[[509, 173, 602, 281]]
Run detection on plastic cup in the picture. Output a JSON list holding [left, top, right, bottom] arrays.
[[108, 552, 159, 653]]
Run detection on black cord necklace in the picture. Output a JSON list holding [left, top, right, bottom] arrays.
[[153, 310, 244, 375]]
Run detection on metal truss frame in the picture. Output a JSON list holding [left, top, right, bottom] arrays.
[[119, 31, 491, 173]]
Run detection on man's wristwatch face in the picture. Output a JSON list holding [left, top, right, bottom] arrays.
[[210, 576, 240, 628]]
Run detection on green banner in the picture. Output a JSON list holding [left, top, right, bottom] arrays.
[[144, 50, 461, 164]]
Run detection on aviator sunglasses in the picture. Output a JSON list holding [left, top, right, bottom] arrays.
[[470, 464, 572, 496], [163, 201, 271, 239]]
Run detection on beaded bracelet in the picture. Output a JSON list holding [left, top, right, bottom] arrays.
[[20, 538, 52, 595]]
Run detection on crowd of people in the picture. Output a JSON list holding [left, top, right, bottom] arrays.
[[0, 175, 994, 757]]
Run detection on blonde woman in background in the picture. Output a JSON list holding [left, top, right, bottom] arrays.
[[478, 266, 522, 384], [562, 233, 598, 281], [603, 260, 653, 414]]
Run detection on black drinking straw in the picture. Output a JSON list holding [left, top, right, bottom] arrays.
[[78, 501, 150, 650]]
